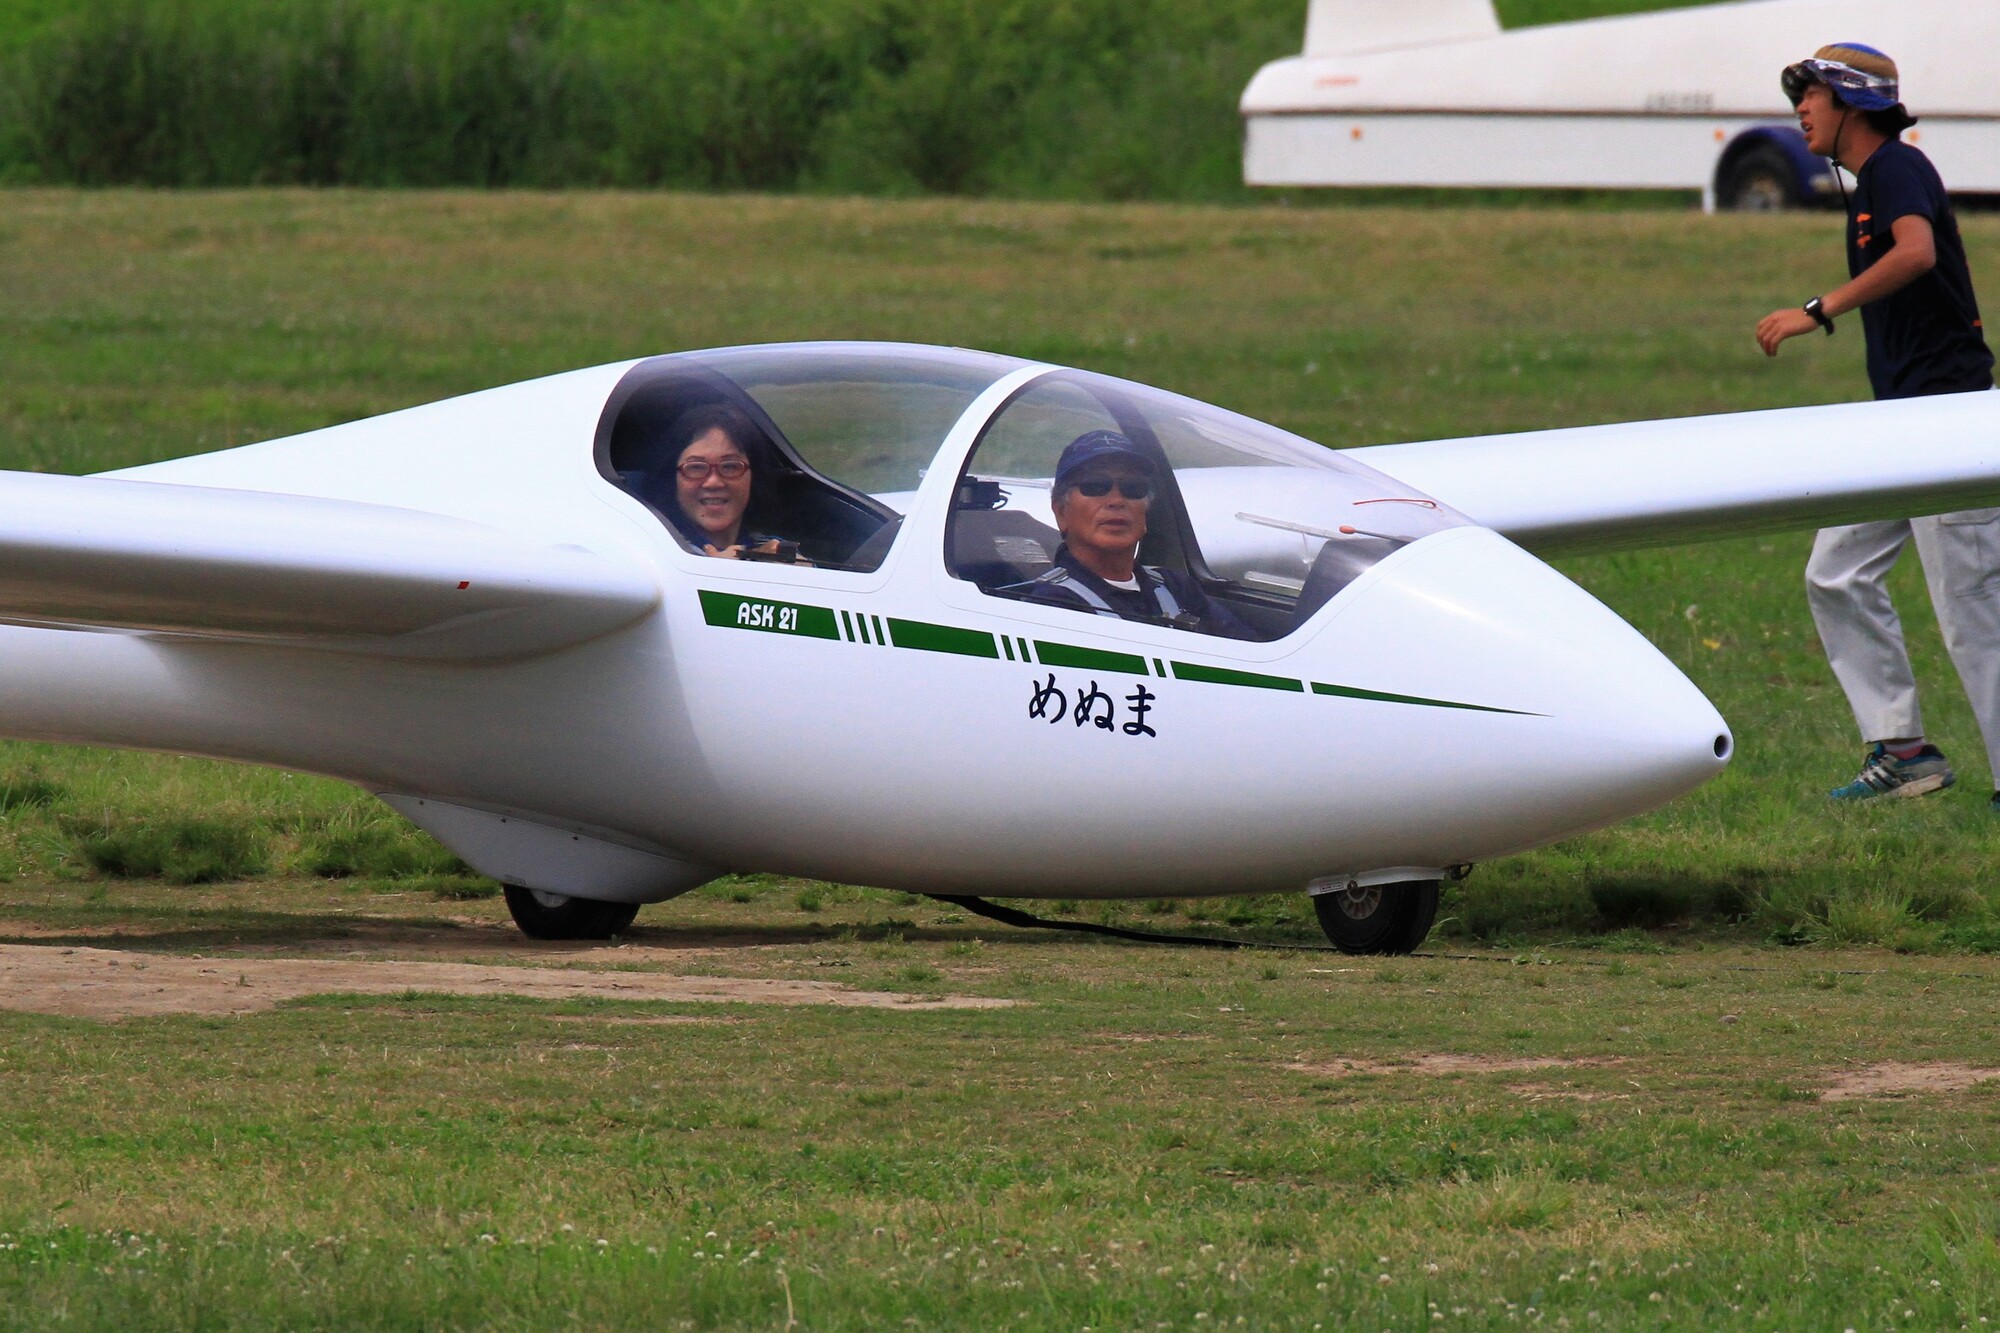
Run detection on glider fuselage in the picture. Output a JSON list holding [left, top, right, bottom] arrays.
[[0, 348, 1731, 905]]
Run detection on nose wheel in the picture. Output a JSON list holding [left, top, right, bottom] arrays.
[[1312, 879, 1440, 955], [502, 886, 640, 940]]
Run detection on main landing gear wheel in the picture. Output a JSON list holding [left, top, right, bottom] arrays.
[[1313, 880, 1441, 956], [502, 886, 640, 940]]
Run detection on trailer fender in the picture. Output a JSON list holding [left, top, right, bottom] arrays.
[[1713, 126, 1837, 211]]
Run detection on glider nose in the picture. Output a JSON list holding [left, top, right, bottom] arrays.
[[1309, 528, 1730, 852]]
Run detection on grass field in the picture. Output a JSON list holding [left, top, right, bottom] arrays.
[[4, 189, 2000, 945], [4, 190, 2000, 1327]]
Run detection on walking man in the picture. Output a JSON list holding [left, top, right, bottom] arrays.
[[1755, 42, 1997, 803]]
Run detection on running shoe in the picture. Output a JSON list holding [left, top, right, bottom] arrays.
[[1828, 744, 1955, 800]]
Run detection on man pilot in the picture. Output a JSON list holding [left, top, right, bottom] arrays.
[[1020, 430, 1255, 640]]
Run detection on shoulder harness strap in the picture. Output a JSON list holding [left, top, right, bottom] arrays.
[[1032, 566, 1122, 618]]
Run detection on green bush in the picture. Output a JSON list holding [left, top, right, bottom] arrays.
[[1588, 874, 1751, 929], [0, 0, 1300, 196], [0, 768, 63, 812], [67, 815, 269, 884], [294, 816, 463, 879]]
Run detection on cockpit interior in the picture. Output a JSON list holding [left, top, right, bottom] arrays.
[[595, 343, 1468, 636]]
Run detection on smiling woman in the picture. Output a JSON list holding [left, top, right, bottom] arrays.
[[659, 403, 762, 558]]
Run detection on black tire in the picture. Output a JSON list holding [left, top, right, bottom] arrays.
[[502, 886, 640, 940], [1312, 880, 1441, 956], [1716, 142, 1799, 212]]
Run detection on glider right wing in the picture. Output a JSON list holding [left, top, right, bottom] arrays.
[[1346, 391, 2000, 556]]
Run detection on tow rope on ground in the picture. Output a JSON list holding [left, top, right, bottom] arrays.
[[926, 894, 1347, 953]]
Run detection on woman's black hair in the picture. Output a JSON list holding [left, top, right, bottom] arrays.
[[663, 402, 762, 465], [1865, 104, 1919, 137]]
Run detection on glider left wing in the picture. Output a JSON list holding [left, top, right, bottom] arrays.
[[1348, 391, 2000, 556], [0, 471, 659, 660]]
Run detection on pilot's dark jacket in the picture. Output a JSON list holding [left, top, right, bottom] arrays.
[[1019, 546, 1258, 640]]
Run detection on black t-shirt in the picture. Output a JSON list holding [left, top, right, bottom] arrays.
[[1847, 139, 1994, 399]]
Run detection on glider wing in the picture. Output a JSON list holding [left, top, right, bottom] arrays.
[[0, 471, 659, 660], [1347, 392, 2000, 556]]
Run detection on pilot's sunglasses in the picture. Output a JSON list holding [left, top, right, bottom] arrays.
[[1072, 477, 1152, 500], [678, 458, 750, 481]]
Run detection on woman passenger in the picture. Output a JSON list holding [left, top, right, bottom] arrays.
[[656, 404, 787, 559]]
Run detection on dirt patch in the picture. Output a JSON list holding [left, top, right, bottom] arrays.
[[0, 918, 789, 965], [1288, 1054, 1625, 1078], [1821, 1062, 2000, 1101], [0, 944, 1017, 1022]]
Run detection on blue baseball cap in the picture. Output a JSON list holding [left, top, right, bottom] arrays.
[[1053, 430, 1153, 487], [1782, 43, 1901, 113]]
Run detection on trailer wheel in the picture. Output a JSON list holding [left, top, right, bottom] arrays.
[[1312, 880, 1440, 955], [1717, 142, 1798, 211], [503, 885, 639, 940]]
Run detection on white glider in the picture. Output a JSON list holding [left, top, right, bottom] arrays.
[[1, 343, 1994, 952]]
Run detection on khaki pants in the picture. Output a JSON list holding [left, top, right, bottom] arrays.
[[1805, 509, 2000, 781]]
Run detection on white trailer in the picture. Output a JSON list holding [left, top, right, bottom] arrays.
[[1240, 0, 2000, 210]]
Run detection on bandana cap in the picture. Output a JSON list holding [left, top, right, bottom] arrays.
[[1782, 43, 1901, 112]]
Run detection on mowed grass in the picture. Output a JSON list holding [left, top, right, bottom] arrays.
[[5, 191, 2000, 1325], [3, 189, 2000, 943]]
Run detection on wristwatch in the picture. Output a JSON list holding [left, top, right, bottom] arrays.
[[1804, 296, 1835, 335]]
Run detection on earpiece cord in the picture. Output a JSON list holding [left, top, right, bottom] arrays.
[[1832, 106, 1851, 212]]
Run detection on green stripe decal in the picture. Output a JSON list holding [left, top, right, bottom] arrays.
[[887, 618, 999, 658], [1171, 662, 1304, 692], [699, 590, 840, 640], [1033, 641, 1149, 675], [1312, 682, 1534, 715]]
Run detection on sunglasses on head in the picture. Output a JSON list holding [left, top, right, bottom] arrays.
[[678, 457, 749, 481], [1783, 58, 1895, 106], [1070, 476, 1151, 500]]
